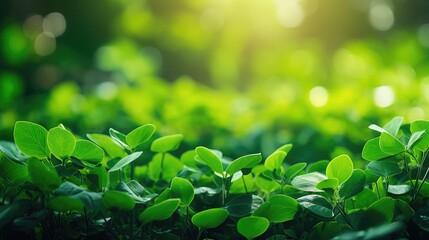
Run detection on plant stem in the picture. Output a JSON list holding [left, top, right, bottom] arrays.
[[196, 228, 203, 240], [159, 153, 166, 182], [221, 177, 226, 207], [385, 177, 389, 196], [403, 153, 416, 190], [242, 175, 248, 193], [337, 204, 355, 231]]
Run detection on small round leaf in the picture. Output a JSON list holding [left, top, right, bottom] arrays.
[[191, 208, 229, 229]]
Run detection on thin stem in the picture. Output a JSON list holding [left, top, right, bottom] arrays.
[[337, 204, 355, 231], [416, 165, 429, 198], [242, 175, 248, 193], [374, 182, 380, 199], [159, 153, 166, 182], [221, 177, 226, 207], [196, 228, 203, 240], [385, 177, 389, 196], [403, 153, 416, 190]]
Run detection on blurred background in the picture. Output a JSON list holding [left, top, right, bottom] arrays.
[[1, 0, 429, 165]]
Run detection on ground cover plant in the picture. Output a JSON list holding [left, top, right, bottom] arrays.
[[1, 116, 429, 239]]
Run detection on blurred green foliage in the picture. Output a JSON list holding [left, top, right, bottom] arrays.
[[1, 0, 429, 163]]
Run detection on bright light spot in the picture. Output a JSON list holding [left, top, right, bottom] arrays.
[[408, 107, 425, 121], [369, 4, 394, 31], [23, 15, 43, 39], [373, 86, 395, 108], [96, 82, 118, 100], [276, 0, 305, 28], [418, 24, 429, 48], [42, 12, 66, 37], [309, 86, 328, 107], [34, 32, 56, 56]]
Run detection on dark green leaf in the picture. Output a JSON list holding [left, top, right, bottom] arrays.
[[225, 194, 264, 218], [0, 141, 28, 163], [339, 169, 366, 200], [27, 158, 61, 193], [297, 194, 334, 218], [357, 197, 395, 230], [367, 159, 402, 177], [253, 195, 298, 223], [49, 196, 84, 213]]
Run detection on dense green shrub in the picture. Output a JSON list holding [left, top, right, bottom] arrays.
[[1, 116, 429, 239]]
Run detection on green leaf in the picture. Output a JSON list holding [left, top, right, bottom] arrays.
[[284, 162, 307, 181], [395, 199, 414, 221], [126, 124, 156, 149], [87, 133, 125, 158], [0, 154, 29, 184], [307, 221, 351, 240], [253, 195, 298, 223], [151, 134, 183, 153], [138, 198, 180, 225], [86, 165, 107, 192], [274, 143, 293, 153], [49, 196, 84, 213], [103, 190, 135, 211], [171, 177, 194, 206], [333, 222, 404, 240], [308, 160, 329, 174], [407, 130, 425, 150], [14, 121, 50, 159], [383, 116, 403, 136], [362, 137, 391, 161], [297, 194, 334, 218], [225, 194, 264, 218], [225, 153, 262, 176], [0, 141, 28, 163], [353, 188, 378, 209], [108, 151, 142, 172], [53, 182, 103, 211], [357, 197, 395, 230], [338, 169, 366, 200], [410, 120, 429, 151], [316, 178, 338, 190], [109, 128, 129, 148], [27, 158, 61, 193], [264, 151, 287, 171], [195, 146, 223, 175], [326, 154, 353, 185], [72, 140, 104, 164], [148, 153, 183, 181], [379, 132, 405, 155], [368, 124, 386, 133], [291, 172, 326, 192], [0, 200, 31, 230], [191, 208, 229, 229], [237, 216, 269, 240], [367, 159, 402, 177], [47, 127, 76, 160], [388, 184, 411, 195]]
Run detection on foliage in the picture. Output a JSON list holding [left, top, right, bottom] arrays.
[[1, 117, 429, 239]]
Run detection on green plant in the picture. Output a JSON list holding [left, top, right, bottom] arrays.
[[1, 117, 429, 239]]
